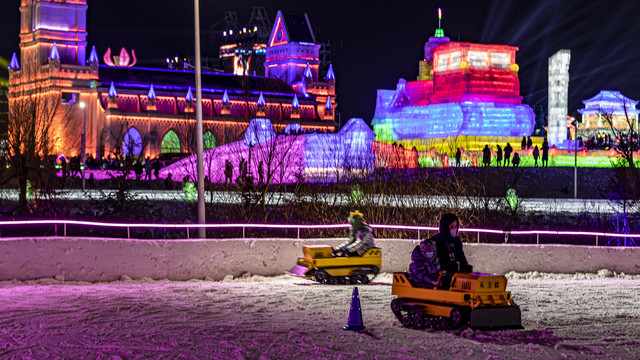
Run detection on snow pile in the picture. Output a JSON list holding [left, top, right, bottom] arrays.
[[2, 238, 639, 282]]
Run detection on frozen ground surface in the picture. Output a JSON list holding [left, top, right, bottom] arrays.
[[1, 271, 639, 359]]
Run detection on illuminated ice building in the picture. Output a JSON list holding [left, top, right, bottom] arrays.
[[8, 1, 336, 160], [577, 90, 639, 139], [371, 10, 535, 152]]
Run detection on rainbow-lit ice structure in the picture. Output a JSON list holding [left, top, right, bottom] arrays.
[[372, 10, 535, 152]]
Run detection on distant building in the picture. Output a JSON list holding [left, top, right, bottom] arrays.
[[577, 90, 639, 139], [8, 0, 337, 160]]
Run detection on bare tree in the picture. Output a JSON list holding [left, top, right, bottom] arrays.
[[600, 100, 638, 168], [5, 77, 75, 216], [0, 56, 8, 141]]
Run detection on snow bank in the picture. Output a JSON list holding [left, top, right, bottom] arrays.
[[0, 237, 638, 282]]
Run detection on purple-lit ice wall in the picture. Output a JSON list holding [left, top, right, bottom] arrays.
[[304, 118, 375, 179], [373, 89, 534, 141], [159, 133, 305, 185], [159, 118, 375, 184]]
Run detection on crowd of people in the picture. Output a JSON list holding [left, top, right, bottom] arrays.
[[458, 136, 551, 168], [58, 155, 165, 181]]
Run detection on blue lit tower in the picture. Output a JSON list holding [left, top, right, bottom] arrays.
[[264, 11, 336, 121]]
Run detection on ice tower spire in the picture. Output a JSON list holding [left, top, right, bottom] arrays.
[[50, 43, 60, 61], [325, 64, 335, 81], [434, 8, 445, 38], [325, 96, 333, 110], [292, 93, 300, 109], [186, 87, 194, 102], [222, 89, 230, 104], [89, 46, 99, 63], [147, 84, 156, 100], [304, 63, 313, 80], [108, 81, 118, 97], [9, 53, 19, 70]]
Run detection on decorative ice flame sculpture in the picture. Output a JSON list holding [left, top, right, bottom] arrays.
[[103, 47, 138, 67]]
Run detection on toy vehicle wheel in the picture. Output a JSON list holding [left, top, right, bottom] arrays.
[[449, 308, 463, 329], [438, 317, 449, 330], [349, 277, 358, 285], [314, 269, 328, 284], [424, 316, 436, 329], [390, 299, 402, 313], [338, 277, 347, 285], [360, 275, 370, 284], [413, 313, 424, 329], [327, 277, 338, 285], [401, 313, 413, 328]]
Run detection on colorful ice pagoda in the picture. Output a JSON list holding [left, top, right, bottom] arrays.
[[577, 90, 639, 139]]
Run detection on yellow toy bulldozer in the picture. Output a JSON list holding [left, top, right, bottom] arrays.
[[287, 245, 382, 285], [391, 272, 522, 330]]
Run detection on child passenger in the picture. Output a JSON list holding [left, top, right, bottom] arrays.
[[408, 239, 443, 288], [333, 210, 376, 257]]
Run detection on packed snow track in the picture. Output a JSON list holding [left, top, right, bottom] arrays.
[[0, 273, 639, 359]]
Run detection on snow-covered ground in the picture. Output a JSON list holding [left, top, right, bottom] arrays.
[[1, 272, 639, 359]]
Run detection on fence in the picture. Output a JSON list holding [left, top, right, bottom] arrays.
[[0, 220, 638, 246]]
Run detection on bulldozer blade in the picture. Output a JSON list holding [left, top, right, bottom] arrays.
[[286, 264, 309, 277], [469, 306, 523, 330]]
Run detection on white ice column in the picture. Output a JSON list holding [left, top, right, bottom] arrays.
[[548, 49, 571, 147]]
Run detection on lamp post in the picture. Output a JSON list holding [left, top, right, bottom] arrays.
[[571, 118, 578, 199], [194, 0, 206, 238], [79, 101, 86, 190]]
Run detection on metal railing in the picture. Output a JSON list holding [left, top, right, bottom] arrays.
[[0, 220, 638, 246]]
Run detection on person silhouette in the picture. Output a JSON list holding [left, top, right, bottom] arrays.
[[503, 143, 513, 167]]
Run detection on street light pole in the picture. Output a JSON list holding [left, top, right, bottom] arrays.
[[572, 118, 578, 199], [80, 102, 86, 190], [194, 0, 206, 238]]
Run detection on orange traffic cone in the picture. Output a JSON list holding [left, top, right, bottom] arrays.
[[343, 287, 366, 331]]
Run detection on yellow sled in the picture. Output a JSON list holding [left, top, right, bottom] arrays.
[[287, 245, 382, 285]]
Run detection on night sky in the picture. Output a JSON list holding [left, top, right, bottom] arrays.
[[2, 0, 640, 124]]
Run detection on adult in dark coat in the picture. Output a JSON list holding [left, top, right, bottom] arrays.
[[431, 213, 472, 289], [533, 145, 540, 167], [408, 239, 442, 288], [542, 140, 549, 167], [482, 145, 491, 167], [503, 143, 513, 167], [496, 145, 503, 167]]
